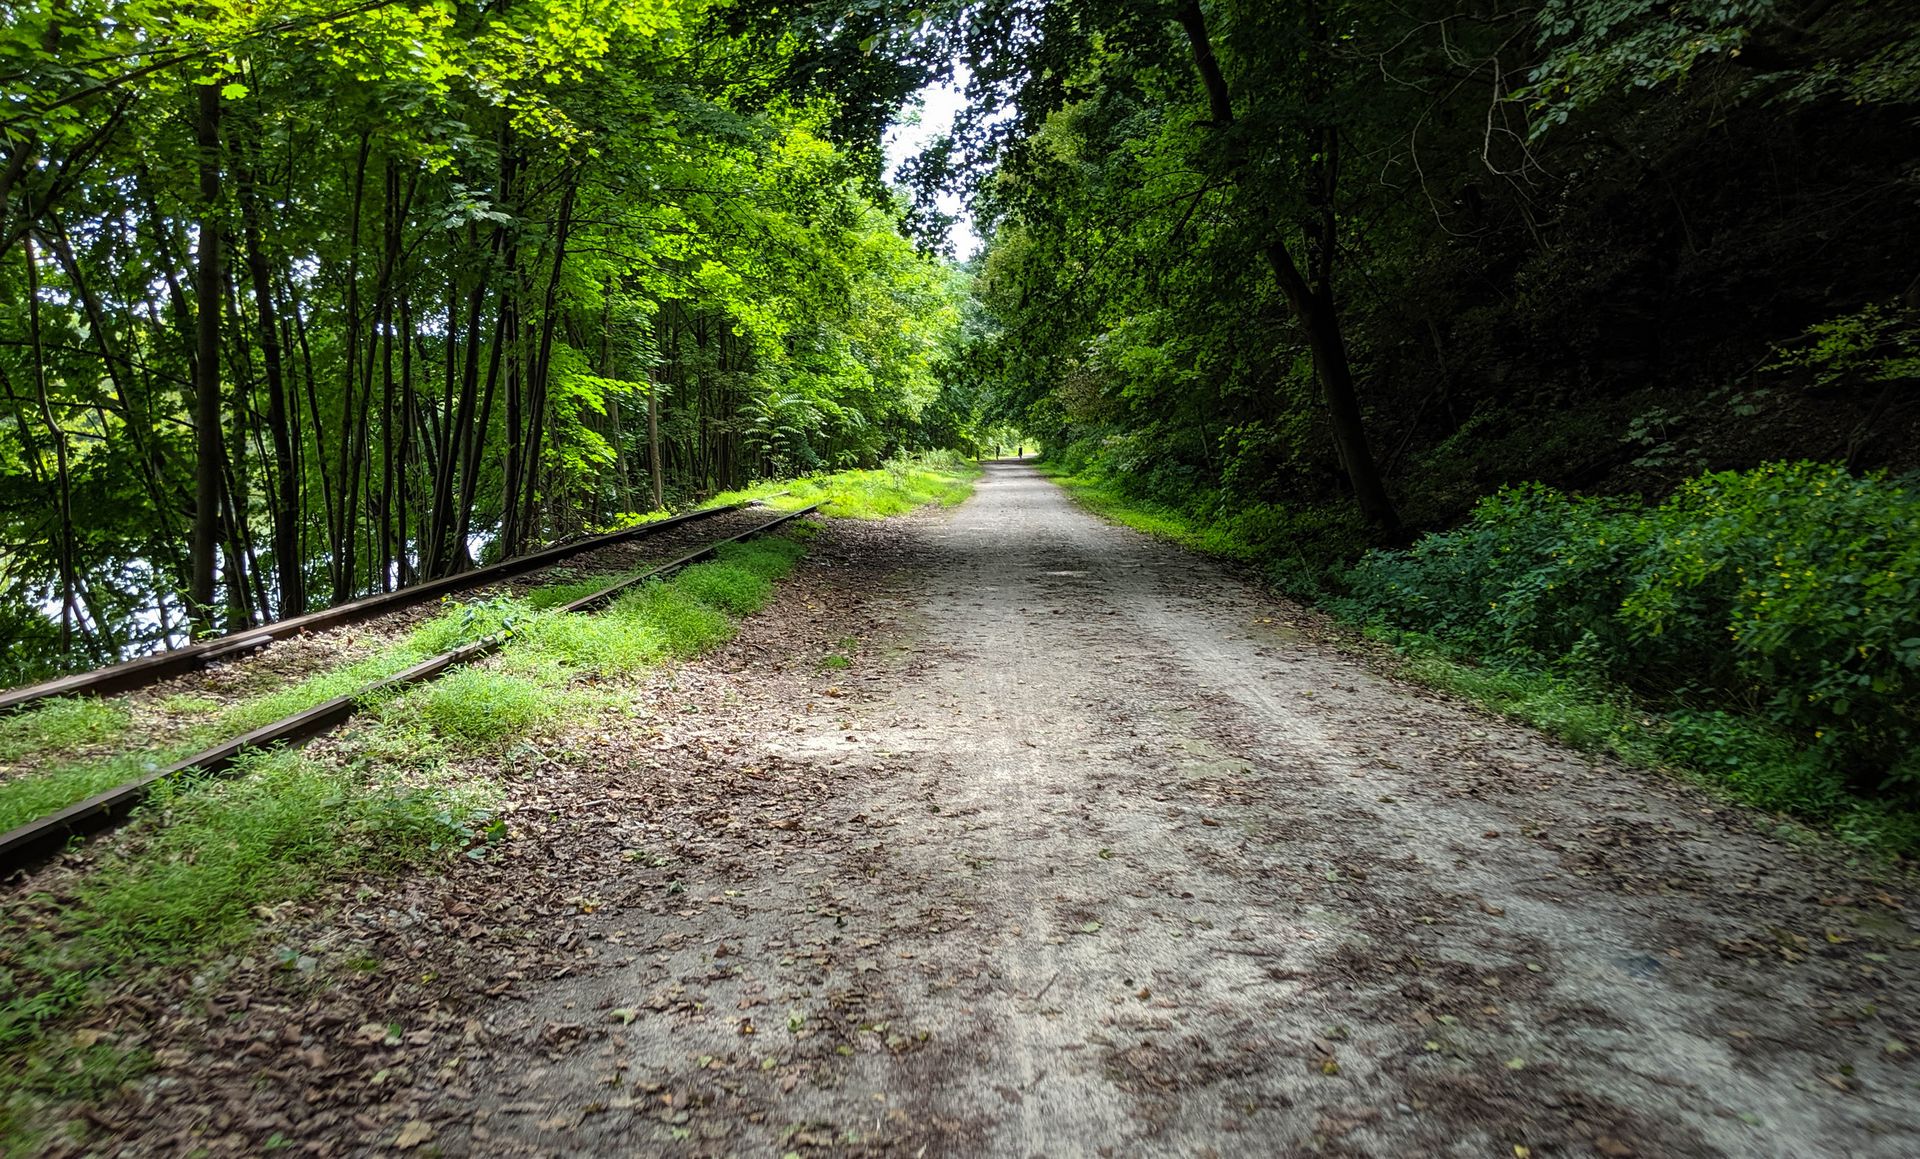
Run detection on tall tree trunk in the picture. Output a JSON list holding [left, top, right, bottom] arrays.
[[22, 235, 80, 651], [601, 283, 632, 510], [1264, 246, 1397, 530], [189, 83, 226, 629], [648, 379, 665, 511], [513, 181, 576, 549], [650, 307, 670, 510], [331, 133, 371, 598], [453, 291, 508, 569], [239, 148, 305, 615], [1174, 0, 1398, 531], [395, 288, 415, 586]]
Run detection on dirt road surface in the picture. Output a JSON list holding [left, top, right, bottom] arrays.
[[103, 463, 1918, 1157]]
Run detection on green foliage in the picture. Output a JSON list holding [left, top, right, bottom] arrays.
[[412, 668, 557, 746], [1344, 462, 1920, 826], [1519, 0, 1775, 132], [712, 452, 979, 519], [0, 699, 130, 764], [1520, 0, 1920, 120], [1767, 302, 1920, 391], [0, 0, 970, 679], [1044, 436, 1369, 602]]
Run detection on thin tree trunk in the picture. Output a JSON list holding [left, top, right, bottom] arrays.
[[22, 235, 80, 650], [189, 83, 226, 629], [1264, 246, 1397, 530], [396, 288, 415, 585], [513, 181, 576, 549], [648, 379, 665, 511], [1175, 0, 1398, 531], [453, 292, 508, 570], [44, 218, 187, 568], [239, 149, 304, 615]]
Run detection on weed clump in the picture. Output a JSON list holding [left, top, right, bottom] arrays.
[[675, 560, 773, 617], [415, 668, 557, 745]]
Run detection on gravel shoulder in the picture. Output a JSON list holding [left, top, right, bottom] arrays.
[[73, 464, 1919, 1157]]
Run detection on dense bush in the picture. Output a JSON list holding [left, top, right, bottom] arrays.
[[1344, 462, 1920, 791]]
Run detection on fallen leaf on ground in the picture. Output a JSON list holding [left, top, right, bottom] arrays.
[[394, 1120, 434, 1150]]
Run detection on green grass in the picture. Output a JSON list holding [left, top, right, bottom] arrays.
[[522, 571, 626, 609], [1046, 464, 1920, 859], [0, 699, 131, 765], [1391, 639, 1920, 854], [0, 754, 159, 836], [413, 668, 558, 744], [674, 559, 773, 616], [0, 750, 496, 1147], [711, 451, 979, 520], [0, 599, 525, 832], [1039, 463, 1370, 601]]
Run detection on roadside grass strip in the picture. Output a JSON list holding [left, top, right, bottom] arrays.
[[712, 450, 979, 519]]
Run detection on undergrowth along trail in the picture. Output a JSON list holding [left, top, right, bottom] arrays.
[[1042, 455, 1920, 858]]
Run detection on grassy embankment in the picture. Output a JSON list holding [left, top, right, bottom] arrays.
[[0, 455, 976, 1149], [1042, 452, 1920, 859]]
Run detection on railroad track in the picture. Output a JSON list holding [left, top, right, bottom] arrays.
[[0, 501, 768, 717], [0, 504, 819, 874]]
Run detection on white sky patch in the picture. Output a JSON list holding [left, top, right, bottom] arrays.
[[884, 66, 981, 258]]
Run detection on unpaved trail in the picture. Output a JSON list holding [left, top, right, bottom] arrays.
[[427, 463, 1918, 1157], [87, 464, 1918, 1157]]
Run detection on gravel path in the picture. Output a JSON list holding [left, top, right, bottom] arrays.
[[80, 465, 1919, 1157]]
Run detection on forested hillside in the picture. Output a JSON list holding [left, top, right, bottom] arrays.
[[931, 0, 1918, 527], [0, 0, 972, 681]]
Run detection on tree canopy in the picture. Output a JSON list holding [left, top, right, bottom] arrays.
[[1, 0, 978, 680], [907, 0, 1919, 532]]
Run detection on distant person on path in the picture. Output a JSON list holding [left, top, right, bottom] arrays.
[[1017, 444, 1024, 457]]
